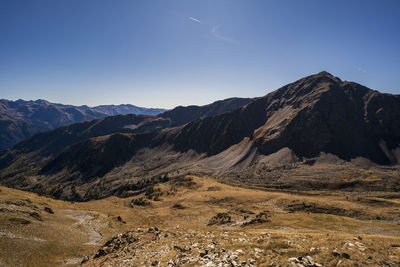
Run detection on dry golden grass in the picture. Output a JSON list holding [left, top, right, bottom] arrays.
[[1, 175, 400, 266], [0, 186, 127, 267], [83, 175, 400, 266]]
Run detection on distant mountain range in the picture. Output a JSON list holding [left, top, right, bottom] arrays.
[[0, 99, 168, 150], [90, 104, 166, 117], [1, 72, 399, 201]]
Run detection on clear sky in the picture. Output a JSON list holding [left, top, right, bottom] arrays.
[[1, 0, 400, 108]]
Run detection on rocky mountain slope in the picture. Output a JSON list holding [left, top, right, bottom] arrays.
[[1, 72, 399, 200], [160, 71, 400, 164], [0, 99, 168, 150]]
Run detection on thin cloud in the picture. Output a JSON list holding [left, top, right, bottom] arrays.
[[211, 25, 239, 45], [188, 17, 239, 46], [189, 17, 204, 24], [357, 67, 367, 73]]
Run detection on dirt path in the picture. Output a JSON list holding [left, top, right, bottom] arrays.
[[0, 231, 46, 242], [64, 209, 105, 246], [60, 209, 107, 265]]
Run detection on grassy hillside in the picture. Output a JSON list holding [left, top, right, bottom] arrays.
[[1, 175, 399, 266]]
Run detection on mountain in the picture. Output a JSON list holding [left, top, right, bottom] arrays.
[[1, 72, 399, 200], [0, 117, 46, 151], [160, 97, 253, 126], [161, 71, 400, 164], [0, 96, 253, 198], [0, 96, 252, 157], [0, 99, 106, 150], [0, 99, 168, 150], [91, 104, 166, 116]]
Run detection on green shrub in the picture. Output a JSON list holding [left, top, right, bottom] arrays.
[[129, 197, 150, 207]]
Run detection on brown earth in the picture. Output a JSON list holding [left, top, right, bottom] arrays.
[[1, 176, 399, 266]]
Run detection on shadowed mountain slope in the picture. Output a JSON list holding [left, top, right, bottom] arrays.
[[40, 133, 155, 181], [0, 117, 46, 151], [12, 114, 168, 157]]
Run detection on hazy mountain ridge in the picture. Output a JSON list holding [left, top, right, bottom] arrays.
[[92, 104, 166, 116], [0, 99, 168, 150]]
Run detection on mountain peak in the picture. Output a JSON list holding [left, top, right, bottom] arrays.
[[300, 71, 342, 86], [316, 70, 333, 77], [34, 99, 51, 105]]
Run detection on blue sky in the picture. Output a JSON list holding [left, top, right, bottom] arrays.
[[1, 0, 400, 108]]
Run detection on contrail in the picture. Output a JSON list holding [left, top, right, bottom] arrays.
[[189, 17, 204, 24]]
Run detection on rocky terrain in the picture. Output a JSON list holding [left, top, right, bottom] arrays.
[[85, 226, 399, 267], [2, 175, 398, 266], [80, 175, 400, 267]]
